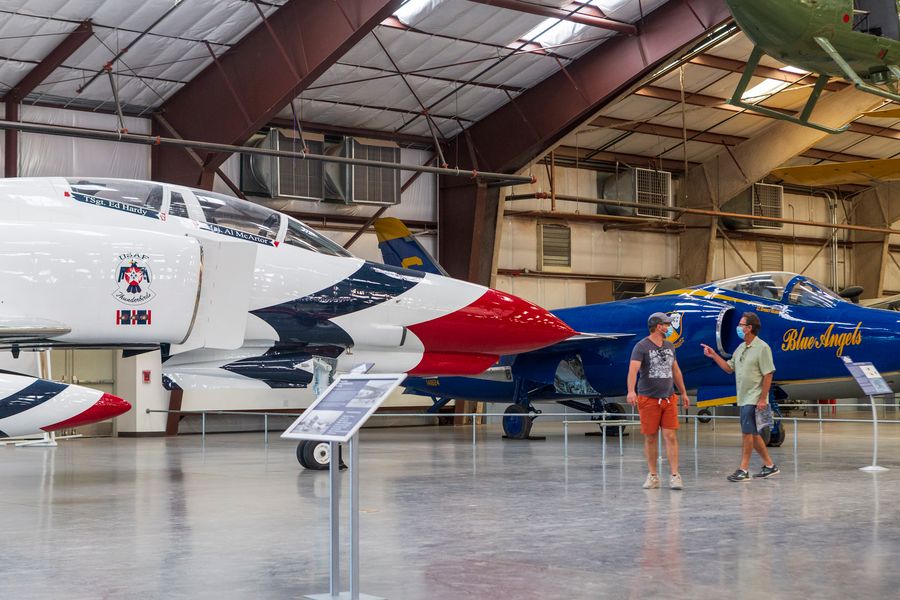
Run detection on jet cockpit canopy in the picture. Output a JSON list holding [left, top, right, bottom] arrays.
[[712, 272, 845, 308]]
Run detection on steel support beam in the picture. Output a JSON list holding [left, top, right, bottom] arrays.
[[438, 0, 731, 283], [151, 0, 405, 187], [679, 85, 883, 285], [2, 19, 92, 177], [466, 0, 637, 35]]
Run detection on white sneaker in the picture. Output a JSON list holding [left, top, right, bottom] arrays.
[[670, 473, 683, 490], [642, 473, 660, 489]]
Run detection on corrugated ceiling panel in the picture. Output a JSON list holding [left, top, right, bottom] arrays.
[[600, 95, 670, 121], [836, 136, 900, 159], [707, 113, 771, 137]]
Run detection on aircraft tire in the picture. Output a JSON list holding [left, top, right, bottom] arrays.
[[697, 409, 712, 424], [502, 404, 533, 439], [600, 402, 626, 437], [297, 440, 333, 470], [767, 424, 786, 447]]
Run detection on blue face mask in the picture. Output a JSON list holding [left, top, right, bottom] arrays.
[[666, 326, 674, 338], [736, 326, 745, 340]]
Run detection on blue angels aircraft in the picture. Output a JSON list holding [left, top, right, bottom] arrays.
[[375, 219, 900, 443]]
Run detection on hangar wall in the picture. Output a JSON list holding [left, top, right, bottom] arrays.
[[495, 165, 859, 310]]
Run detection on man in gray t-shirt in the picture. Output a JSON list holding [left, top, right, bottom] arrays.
[[627, 312, 690, 490]]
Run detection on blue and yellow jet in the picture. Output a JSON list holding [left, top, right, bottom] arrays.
[[375, 219, 900, 443]]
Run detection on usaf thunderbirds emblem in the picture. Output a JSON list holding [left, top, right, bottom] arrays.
[[114, 253, 155, 305]]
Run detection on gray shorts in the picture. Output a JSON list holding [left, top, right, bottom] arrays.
[[739, 404, 758, 435]]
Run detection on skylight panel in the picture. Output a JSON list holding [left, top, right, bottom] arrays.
[[394, 0, 442, 26], [741, 66, 809, 103]]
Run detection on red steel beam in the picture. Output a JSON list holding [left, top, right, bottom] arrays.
[[443, 0, 731, 176], [438, 0, 732, 283], [635, 85, 900, 142], [151, 0, 405, 187], [466, 0, 637, 35], [3, 19, 92, 177]]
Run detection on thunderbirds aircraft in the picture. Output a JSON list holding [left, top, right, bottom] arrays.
[[727, 0, 900, 133], [0, 178, 574, 453], [376, 219, 900, 443]]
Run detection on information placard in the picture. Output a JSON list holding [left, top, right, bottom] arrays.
[[281, 374, 405, 443], [842, 357, 893, 396]]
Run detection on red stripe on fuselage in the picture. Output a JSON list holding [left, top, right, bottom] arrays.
[[42, 393, 132, 432], [407, 288, 573, 366], [408, 352, 499, 376]]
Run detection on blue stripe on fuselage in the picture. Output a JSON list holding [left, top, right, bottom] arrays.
[[0, 380, 67, 420], [251, 262, 424, 345]]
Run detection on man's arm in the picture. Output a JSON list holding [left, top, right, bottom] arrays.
[[672, 359, 690, 407], [758, 372, 773, 408], [701, 343, 734, 374], [627, 360, 641, 405]]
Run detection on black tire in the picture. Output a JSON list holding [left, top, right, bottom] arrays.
[[759, 426, 772, 445], [502, 404, 533, 439], [697, 409, 712, 424], [767, 423, 786, 447], [297, 440, 335, 470], [600, 402, 626, 437]]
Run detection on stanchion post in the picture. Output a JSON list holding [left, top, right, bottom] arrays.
[[471, 413, 475, 448], [564, 419, 568, 458], [693, 414, 698, 450], [793, 417, 798, 456], [264, 414, 268, 446], [202, 412, 206, 440], [329, 441, 340, 597]]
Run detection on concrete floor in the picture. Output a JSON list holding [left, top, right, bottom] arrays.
[[1, 419, 899, 600]]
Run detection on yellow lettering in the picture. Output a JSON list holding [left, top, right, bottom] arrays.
[[782, 322, 863, 356]]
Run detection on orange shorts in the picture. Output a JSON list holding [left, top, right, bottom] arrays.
[[637, 394, 680, 435]]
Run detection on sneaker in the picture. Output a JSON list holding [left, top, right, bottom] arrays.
[[670, 473, 684, 490], [755, 464, 780, 479], [727, 469, 751, 482], [642, 473, 660, 489]]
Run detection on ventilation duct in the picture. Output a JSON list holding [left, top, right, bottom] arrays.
[[720, 183, 784, 230], [598, 167, 672, 218], [240, 130, 401, 205]]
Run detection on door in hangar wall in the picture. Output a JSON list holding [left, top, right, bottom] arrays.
[[50, 349, 117, 437]]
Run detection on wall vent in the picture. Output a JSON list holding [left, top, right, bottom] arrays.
[[538, 223, 571, 271], [634, 168, 672, 219], [751, 183, 783, 229], [757, 241, 784, 271]]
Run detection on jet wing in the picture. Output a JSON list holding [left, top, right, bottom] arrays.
[[517, 332, 634, 357], [771, 157, 900, 186], [0, 317, 71, 341]]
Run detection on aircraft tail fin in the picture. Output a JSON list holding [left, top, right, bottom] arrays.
[[374, 218, 447, 275]]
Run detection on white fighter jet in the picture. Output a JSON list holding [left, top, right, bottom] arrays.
[[0, 177, 573, 439]]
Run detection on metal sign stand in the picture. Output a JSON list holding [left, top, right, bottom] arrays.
[[860, 394, 888, 473], [307, 435, 382, 600], [284, 373, 403, 600], [842, 357, 890, 472]]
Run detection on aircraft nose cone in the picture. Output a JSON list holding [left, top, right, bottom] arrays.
[[44, 392, 132, 431], [408, 287, 574, 356]]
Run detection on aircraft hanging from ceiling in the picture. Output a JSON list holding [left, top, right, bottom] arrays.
[[726, 0, 900, 133], [0, 178, 574, 447], [375, 219, 900, 443]]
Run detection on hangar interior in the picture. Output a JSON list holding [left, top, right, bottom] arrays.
[[2, 1, 900, 598]]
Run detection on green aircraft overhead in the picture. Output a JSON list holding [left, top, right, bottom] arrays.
[[727, 0, 900, 132]]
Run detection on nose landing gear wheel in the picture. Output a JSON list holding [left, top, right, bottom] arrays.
[[297, 440, 343, 470], [766, 423, 786, 447], [502, 404, 533, 439], [697, 409, 712, 424]]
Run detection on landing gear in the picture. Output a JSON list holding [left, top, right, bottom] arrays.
[[296, 440, 344, 470], [697, 408, 712, 424], [764, 422, 786, 447], [502, 404, 534, 439]]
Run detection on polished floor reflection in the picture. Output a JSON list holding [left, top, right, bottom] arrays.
[[0, 419, 898, 599]]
